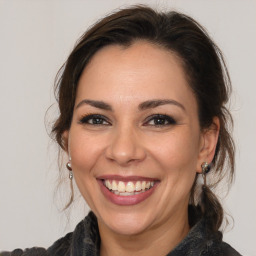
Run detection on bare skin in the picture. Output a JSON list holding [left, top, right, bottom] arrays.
[[63, 41, 219, 256]]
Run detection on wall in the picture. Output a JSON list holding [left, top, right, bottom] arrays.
[[0, 0, 255, 255]]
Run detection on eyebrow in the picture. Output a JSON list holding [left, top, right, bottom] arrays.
[[76, 99, 112, 111], [138, 99, 185, 111], [75, 99, 185, 112]]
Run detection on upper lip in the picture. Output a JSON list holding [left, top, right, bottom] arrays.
[[97, 175, 159, 182]]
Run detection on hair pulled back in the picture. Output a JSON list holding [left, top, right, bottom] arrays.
[[52, 5, 235, 234]]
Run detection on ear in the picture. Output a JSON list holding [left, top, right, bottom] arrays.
[[196, 117, 220, 173], [62, 130, 70, 154]]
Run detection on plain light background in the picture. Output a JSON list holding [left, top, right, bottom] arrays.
[[0, 0, 255, 255]]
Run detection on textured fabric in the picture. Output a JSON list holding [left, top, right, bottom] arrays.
[[167, 218, 241, 256], [1, 211, 241, 256]]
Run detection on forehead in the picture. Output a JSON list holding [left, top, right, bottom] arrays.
[[76, 41, 196, 110]]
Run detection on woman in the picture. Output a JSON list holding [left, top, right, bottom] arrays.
[[1, 5, 241, 256]]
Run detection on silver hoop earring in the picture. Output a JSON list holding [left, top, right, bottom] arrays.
[[201, 162, 210, 187], [66, 161, 73, 180]]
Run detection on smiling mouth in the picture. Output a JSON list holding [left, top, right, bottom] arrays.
[[102, 179, 156, 196]]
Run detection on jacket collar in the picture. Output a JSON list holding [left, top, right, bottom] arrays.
[[73, 211, 222, 256]]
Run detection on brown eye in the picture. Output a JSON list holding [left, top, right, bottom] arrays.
[[144, 114, 176, 126], [79, 114, 110, 125]]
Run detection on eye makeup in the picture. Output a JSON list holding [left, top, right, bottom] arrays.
[[143, 114, 177, 127], [79, 113, 111, 126]]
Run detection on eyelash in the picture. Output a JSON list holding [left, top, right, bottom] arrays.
[[144, 114, 176, 126], [79, 114, 111, 126], [78, 114, 176, 127]]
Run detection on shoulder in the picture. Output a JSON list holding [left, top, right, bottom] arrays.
[[0, 229, 75, 256], [168, 216, 242, 256], [0, 233, 73, 256], [220, 242, 242, 256], [0, 212, 99, 256], [0, 248, 48, 256]]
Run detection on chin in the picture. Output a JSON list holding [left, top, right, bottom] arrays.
[[98, 209, 155, 236], [109, 217, 150, 236]]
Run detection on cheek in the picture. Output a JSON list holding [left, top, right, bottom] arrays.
[[68, 130, 106, 209], [149, 129, 199, 199], [158, 133, 199, 200], [69, 130, 105, 172], [149, 129, 200, 171]]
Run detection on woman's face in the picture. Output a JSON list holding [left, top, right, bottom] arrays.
[[65, 41, 213, 236]]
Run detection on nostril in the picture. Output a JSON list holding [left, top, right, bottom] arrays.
[[105, 139, 146, 165]]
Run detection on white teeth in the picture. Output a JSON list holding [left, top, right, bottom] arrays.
[[104, 179, 155, 195], [141, 181, 146, 190], [135, 181, 141, 191], [117, 181, 126, 192], [112, 180, 118, 190], [119, 192, 135, 196], [105, 180, 112, 190], [126, 182, 135, 192]]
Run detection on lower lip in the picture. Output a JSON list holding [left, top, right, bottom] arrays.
[[98, 180, 159, 206]]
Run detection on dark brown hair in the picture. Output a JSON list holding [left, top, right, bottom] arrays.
[[52, 5, 235, 233]]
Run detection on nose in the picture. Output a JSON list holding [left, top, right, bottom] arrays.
[[105, 126, 146, 166]]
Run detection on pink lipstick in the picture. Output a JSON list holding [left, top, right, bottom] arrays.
[[97, 175, 159, 206]]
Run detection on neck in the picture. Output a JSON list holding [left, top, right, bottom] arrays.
[[98, 211, 190, 256]]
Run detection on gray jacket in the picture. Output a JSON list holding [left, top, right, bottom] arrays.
[[1, 211, 241, 256]]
